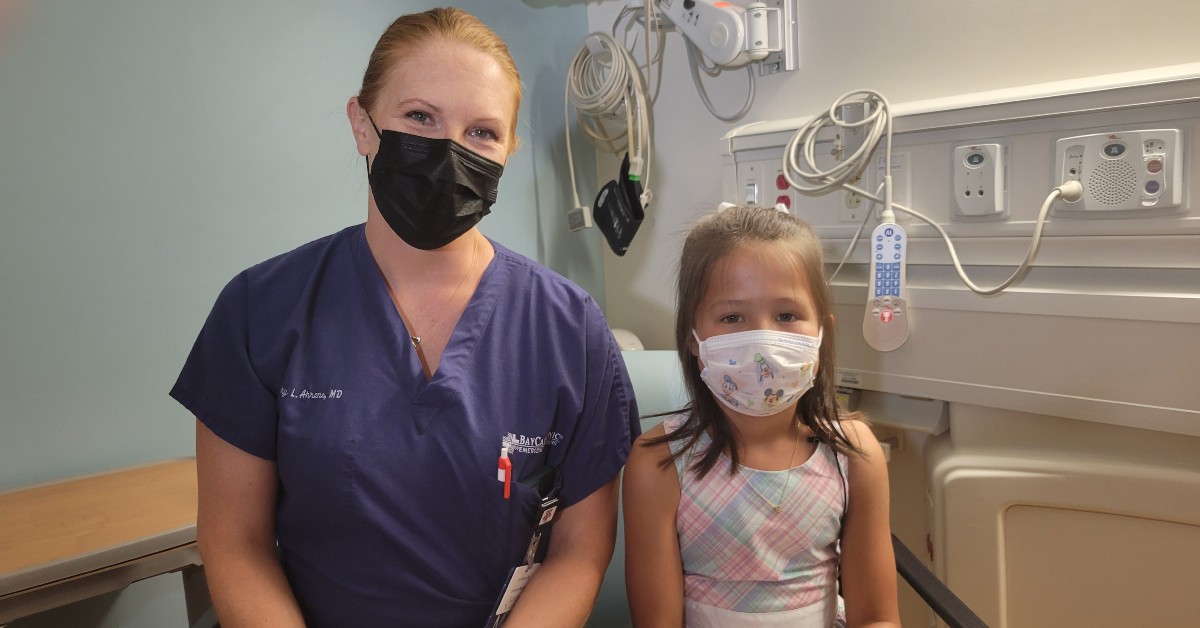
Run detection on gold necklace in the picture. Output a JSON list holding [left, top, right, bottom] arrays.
[[744, 422, 802, 514], [407, 235, 479, 347]]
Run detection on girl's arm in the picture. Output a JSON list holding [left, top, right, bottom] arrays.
[[839, 419, 902, 628], [196, 420, 306, 627], [622, 424, 686, 627]]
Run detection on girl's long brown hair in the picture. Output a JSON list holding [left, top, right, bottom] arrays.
[[645, 205, 864, 478]]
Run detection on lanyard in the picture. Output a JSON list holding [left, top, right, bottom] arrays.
[[484, 466, 561, 627]]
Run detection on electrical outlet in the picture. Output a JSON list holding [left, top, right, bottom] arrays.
[[844, 187, 863, 208], [839, 176, 865, 222], [769, 169, 793, 213], [952, 143, 1006, 220]]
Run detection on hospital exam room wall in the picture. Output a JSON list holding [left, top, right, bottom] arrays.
[[0, 1, 594, 626], [585, 1, 1200, 626], [588, 0, 1200, 348]]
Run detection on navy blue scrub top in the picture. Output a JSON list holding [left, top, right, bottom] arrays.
[[171, 225, 640, 627]]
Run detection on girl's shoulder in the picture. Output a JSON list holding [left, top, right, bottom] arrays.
[[624, 418, 683, 498], [832, 417, 889, 475], [630, 412, 689, 456], [629, 411, 694, 465], [636, 420, 669, 443], [835, 417, 875, 447]]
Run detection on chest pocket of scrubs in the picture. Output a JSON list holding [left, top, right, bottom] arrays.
[[275, 394, 360, 515], [496, 466, 562, 569], [504, 463, 564, 566]]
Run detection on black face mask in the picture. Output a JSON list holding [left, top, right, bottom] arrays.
[[366, 121, 504, 250]]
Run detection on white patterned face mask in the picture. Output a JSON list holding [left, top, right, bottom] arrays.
[[693, 328, 822, 416]]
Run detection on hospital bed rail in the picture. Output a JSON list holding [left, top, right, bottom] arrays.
[[892, 533, 989, 628], [186, 535, 991, 628]]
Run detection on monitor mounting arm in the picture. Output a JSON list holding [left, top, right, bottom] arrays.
[[656, 0, 783, 68]]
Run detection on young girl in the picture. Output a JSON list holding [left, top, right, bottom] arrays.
[[623, 204, 900, 627]]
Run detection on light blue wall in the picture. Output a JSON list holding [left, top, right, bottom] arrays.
[[0, 1, 594, 626], [470, 1, 605, 289]]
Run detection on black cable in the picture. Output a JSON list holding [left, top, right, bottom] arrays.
[[891, 533, 989, 628]]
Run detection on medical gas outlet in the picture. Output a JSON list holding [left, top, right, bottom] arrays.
[[952, 144, 1006, 220], [1054, 129, 1183, 213]]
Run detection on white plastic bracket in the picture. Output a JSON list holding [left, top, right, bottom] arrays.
[[757, 0, 798, 75]]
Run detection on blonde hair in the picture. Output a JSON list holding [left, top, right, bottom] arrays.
[[652, 205, 863, 477], [357, 8, 522, 150]]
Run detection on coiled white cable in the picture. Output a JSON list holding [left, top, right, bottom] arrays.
[[782, 89, 893, 205], [782, 89, 1086, 296], [564, 31, 652, 211]]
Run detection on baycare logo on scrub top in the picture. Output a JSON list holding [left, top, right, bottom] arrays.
[[502, 431, 564, 454]]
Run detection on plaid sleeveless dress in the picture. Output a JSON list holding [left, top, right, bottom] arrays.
[[665, 414, 848, 626]]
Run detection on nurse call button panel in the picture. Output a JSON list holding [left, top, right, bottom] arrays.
[[1055, 129, 1183, 213]]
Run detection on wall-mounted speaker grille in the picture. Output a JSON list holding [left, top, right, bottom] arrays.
[[1086, 159, 1138, 206], [1055, 129, 1182, 213]]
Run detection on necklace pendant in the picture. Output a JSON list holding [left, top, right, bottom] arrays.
[[773, 505, 782, 513], [411, 336, 421, 346]]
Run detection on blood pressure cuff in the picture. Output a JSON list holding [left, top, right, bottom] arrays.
[[593, 153, 644, 256]]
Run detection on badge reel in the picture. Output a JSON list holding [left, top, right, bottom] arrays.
[[484, 467, 561, 627]]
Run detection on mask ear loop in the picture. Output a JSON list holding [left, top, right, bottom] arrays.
[[363, 111, 383, 174], [364, 110, 383, 138]]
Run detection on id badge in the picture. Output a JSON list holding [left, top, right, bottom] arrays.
[[485, 466, 561, 627], [484, 563, 540, 627]]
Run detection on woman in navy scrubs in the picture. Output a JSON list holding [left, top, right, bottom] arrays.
[[172, 8, 640, 627]]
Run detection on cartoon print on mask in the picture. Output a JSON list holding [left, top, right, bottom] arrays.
[[763, 388, 785, 410], [753, 353, 775, 384], [719, 374, 740, 407]]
